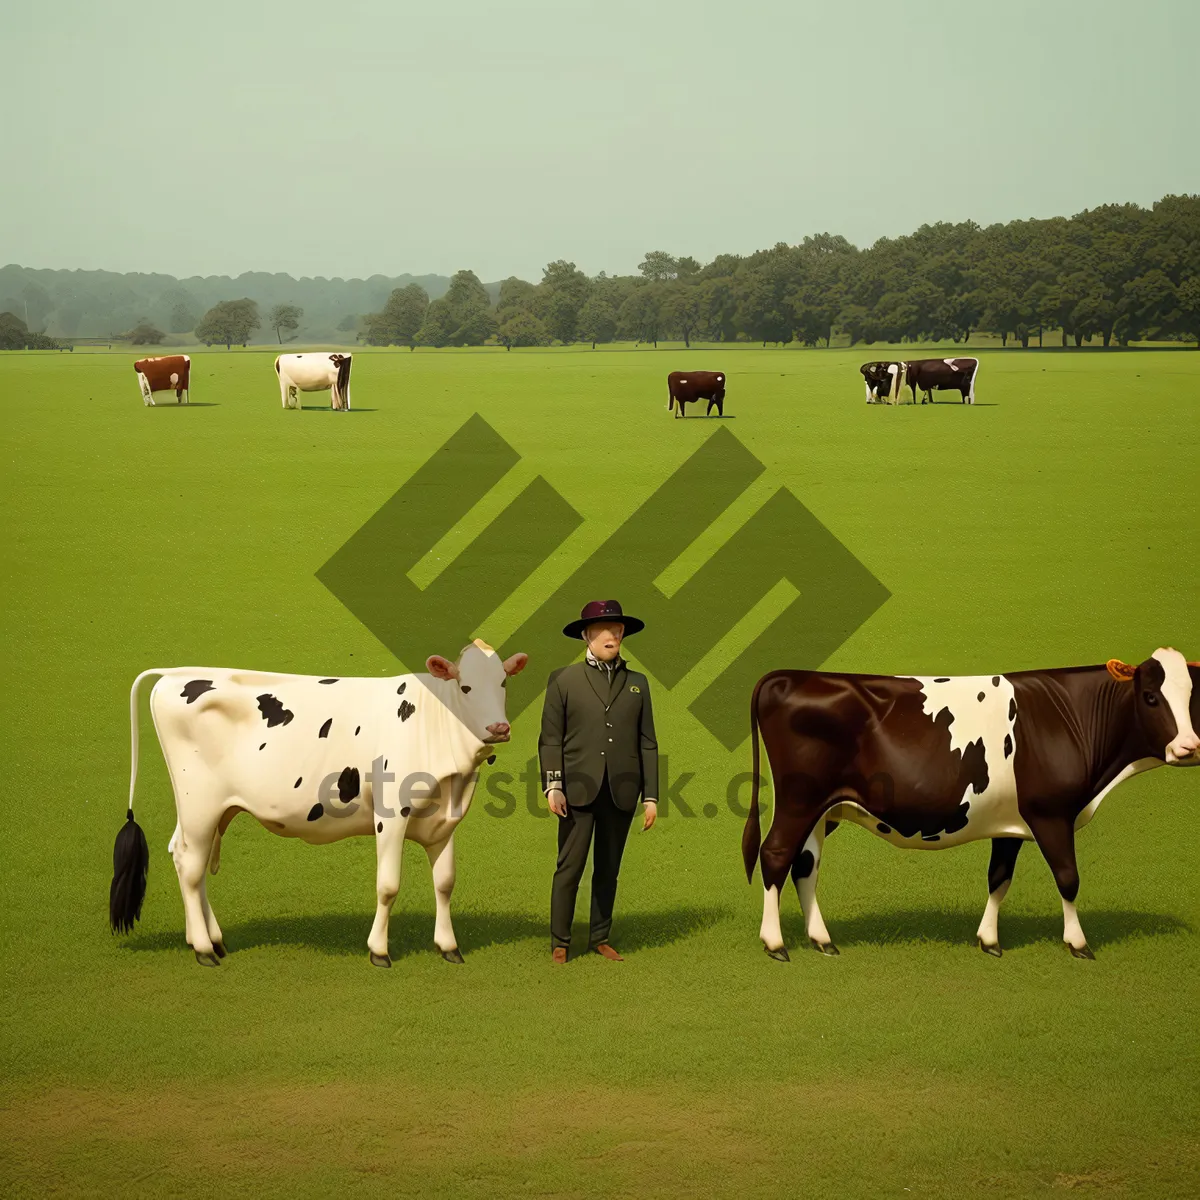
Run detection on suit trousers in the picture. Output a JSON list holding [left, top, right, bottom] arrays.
[[550, 777, 634, 951]]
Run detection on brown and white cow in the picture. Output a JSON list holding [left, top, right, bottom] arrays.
[[905, 357, 979, 405], [275, 352, 352, 410], [860, 361, 905, 405], [743, 649, 1199, 961], [134, 355, 190, 405], [667, 370, 726, 417]]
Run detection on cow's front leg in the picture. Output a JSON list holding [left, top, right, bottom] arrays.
[[976, 837, 1023, 956], [793, 821, 838, 955], [425, 833, 463, 963], [1027, 814, 1092, 958], [367, 813, 409, 967]]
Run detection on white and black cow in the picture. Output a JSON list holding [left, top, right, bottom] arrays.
[[109, 640, 528, 967], [744, 648, 1199, 961], [275, 352, 352, 410], [860, 361, 905, 405], [905, 357, 979, 405]]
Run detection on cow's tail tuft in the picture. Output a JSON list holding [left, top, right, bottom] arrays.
[[111, 670, 161, 933], [742, 675, 767, 882], [337, 355, 352, 410]]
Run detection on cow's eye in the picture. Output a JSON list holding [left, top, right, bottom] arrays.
[[1143, 691, 1158, 707], [460, 685, 471, 694]]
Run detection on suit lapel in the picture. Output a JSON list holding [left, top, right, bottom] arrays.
[[583, 662, 609, 708]]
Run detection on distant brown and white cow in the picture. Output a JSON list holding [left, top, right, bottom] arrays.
[[134, 355, 190, 405], [667, 370, 726, 417], [275, 352, 352, 410], [860, 361, 905, 405], [743, 649, 1199, 961], [905, 357, 979, 405]]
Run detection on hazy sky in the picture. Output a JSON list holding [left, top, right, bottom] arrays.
[[3, 0, 1196, 282]]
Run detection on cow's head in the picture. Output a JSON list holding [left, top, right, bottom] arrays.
[[1109, 648, 1199, 765], [427, 639, 528, 745]]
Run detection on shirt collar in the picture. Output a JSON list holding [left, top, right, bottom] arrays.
[[586, 647, 622, 673]]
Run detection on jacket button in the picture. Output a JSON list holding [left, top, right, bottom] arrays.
[[608, 738, 612, 742]]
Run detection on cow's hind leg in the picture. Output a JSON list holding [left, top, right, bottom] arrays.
[[793, 819, 838, 955], [1027, 815, 1092, 958], [425, 833, 463, 963], [976, 837, 1023, 956], [759, 787, 825, 962], [367, 810, 410, 967], [170, 812, 222, 965]]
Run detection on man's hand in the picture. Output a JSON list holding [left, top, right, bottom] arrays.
[[641, 800, 657, 831], [547, 788, 567, 818]]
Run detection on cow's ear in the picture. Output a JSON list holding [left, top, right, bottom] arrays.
[[502, 652, 529, 677], [1106, 659, 1136, 682], [426, 655, 459, 680]]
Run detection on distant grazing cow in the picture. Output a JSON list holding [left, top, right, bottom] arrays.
[[110, 640, 528, 967], [859, 361, 905, 405], [905, 357, 979, 405], [743, 648, 1199, 961], [667, 370, 726, 417], [275, 352, 352, 410], [134, 355, 190, 405]]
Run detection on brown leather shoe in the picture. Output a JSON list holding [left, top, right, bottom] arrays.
[[552, 947, 567, 965], [592, 943, 624, 961]]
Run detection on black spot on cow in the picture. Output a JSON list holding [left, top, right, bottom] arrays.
[[355, 726, 361, 736], [877, 823, 892, 834], [376, 822, 383, 833], [398, 700, 415, 722], [400, 806, 412, 817], [1004, 734, 1013, 758], [791, 850, 815, 880], [294, 778, 302, 788], [396, 682, 406, 695], [319, 679, 338, 685], [935, 678, 949, 683], [824, 820, 839, 837], [307, 803, 323, 821], [487, 755, 496, 765], [319, 718, 332, 739], [383, 759, 388, 770], [257, 694, 294, 727], [1009, 697, 1017, 722], [337, 767, 360, 803], [977, 692, 986, 702], [181, 679, 215, 704], [992, 676, 1000, 687], [963, 738, 990, 797], [259, 743, 266, 751]]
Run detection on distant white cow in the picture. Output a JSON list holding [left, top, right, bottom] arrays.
[[275, 352, 353, 410], [109, 640, 528, 967]]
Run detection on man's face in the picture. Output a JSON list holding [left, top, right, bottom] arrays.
[[584, 621, 624, 661]]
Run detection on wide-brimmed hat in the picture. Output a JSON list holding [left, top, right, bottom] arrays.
[[562, 599, 646, 640]]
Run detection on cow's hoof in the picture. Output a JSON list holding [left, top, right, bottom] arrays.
[[764, 945, 790, 962], [441, 949, 465, 965], [369, 952, 392, 969], [1069, 943, 1095, 960], [811, 940, 840, 957], [194, 951, 220, 967], [212, 942, 227, 959], [978, 939, 1002, 958]]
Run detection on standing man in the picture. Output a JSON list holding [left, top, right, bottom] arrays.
[[539, 600, 659, 964]]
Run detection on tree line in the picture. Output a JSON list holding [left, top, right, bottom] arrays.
[[4, 195, 1197, 350]]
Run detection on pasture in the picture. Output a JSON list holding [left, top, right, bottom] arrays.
[[2, 345, 1198, 1198]]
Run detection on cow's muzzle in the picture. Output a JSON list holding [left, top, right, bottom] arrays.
[[1166, 733, 1200, 765], [484, 722, 511, 744]]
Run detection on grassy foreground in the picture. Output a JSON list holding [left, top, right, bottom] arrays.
[[1, 345, 1198, 1198]]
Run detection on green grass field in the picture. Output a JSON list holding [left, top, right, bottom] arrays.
[[2, 345, 1198, 1198]]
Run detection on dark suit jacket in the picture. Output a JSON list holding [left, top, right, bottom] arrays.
[[538, 659, 659, 813]]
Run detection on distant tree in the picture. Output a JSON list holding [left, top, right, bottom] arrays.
[[638, 251, 679, 282], [421, 270, 495, 346], [168, 302, 197, 334], [0, 311, 28, 350], [337, 314, 359, 332], [414, 297, 456, 348], [575, 294, 617, 348], [122, 320, 166, 345], [1177, 275, 1200, 347], [661, 283, 701, 347], [497, 310, 550, 349], [268, 303, 303, 343], [361, 284, 429, 348], [195, 298, 260, 348], [618, 285, 664, 346], [496, 277, 537, 318]]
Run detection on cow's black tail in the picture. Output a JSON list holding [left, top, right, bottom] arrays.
[[742, 675, 767, 882], [336, 354, 352, 410], [111, 670, 160, 933]]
